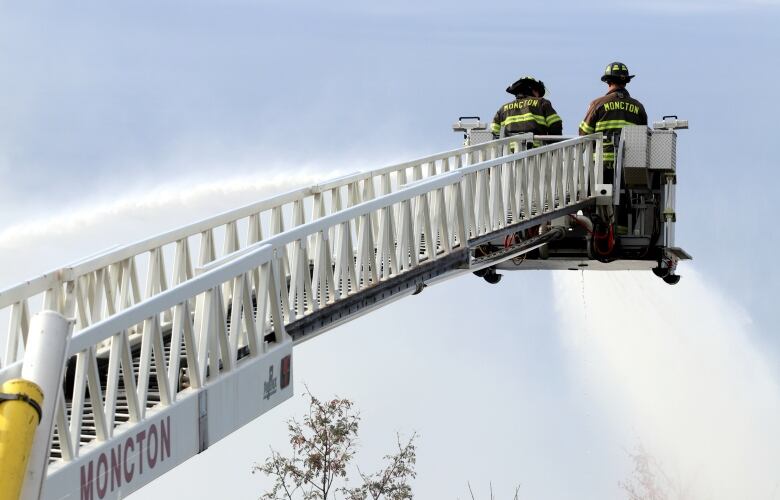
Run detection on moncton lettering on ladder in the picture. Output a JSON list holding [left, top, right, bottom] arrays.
[[79, 416, 171, 500]]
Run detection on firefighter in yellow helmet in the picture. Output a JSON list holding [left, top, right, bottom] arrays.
[[490, 76, 562, 140], [579, 62, 648, 169]]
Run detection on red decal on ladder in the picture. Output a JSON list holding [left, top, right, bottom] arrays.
[[280, 355, 291, 389]]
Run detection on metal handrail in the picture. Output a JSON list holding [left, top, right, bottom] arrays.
[[1, 133, 596, 371], [0, 135, 530, 307], [70, 133, 602, 353]]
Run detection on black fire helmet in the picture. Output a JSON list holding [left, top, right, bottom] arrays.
[[506, 76, 546, 97], [601, 62, 635, 83]]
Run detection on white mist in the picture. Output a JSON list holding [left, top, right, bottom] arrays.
[[554, 270, 780, 499], [0, 171, 341, 288]]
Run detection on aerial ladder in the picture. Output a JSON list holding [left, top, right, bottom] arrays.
[[0, 120, 689, 499]]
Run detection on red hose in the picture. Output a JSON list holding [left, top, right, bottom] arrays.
[[568, 215, 614, 256], [593, 224, 614, 256]]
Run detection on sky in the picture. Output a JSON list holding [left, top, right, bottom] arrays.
[[1, 1, 779, 499]]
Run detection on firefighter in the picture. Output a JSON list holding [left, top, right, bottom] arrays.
[[490, 76, 562, 140], [478, 76, 561, 284], [579, 62, 648, 170]]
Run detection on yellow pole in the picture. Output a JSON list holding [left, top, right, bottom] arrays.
[[0, 379, 44, 500]]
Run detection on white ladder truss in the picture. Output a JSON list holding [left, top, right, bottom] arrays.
[[0, 134, 603, 500], [0, 134, 543, 370]]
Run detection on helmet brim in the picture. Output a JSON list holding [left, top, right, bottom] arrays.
[[601, 74, 635, 83], [506, 78, 545, 96]]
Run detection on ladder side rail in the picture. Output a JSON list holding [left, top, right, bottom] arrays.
[[61, 172, 471, 402], [48, 243, 286, 446], [78, 135, 599, 355], [6, 138, 595, 374], [1, 134, 527, 308], [0, 275, 61, 312], [40, 266, 291, 499], [0, 135, 527, 299], [45, 245, 279, 475], [66, 137, 585, 360], [0, 137, 530, 368], [196, 135, 603, 277], [362, 134, 531, 179]]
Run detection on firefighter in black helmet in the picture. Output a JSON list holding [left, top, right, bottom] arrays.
[[579, 62, 648, 168], [490, 76, 562, 139]]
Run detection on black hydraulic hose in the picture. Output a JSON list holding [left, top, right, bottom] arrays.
[[511, 226, 566, 254], [472, 226, 566, 269]]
